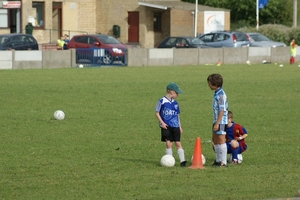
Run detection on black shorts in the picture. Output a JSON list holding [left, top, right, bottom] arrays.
[[161, 127, 181, 142]]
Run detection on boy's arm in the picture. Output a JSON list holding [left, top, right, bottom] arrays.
[[155, 112, 167, 129], [233, 124, 248, 140], [178, 114, 183, 134]]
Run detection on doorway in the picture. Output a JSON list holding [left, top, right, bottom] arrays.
[[128, 12, 139, 43], [9, 9, 17, 33]]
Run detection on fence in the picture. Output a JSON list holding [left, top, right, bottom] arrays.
[[127, 46, 295, 66], [0, 46, 298, 70], [0, 47, 127, 70], [20, 28, 89, 44], [75, 47, 127, 67]]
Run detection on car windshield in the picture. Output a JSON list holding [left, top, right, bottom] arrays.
[[96, 35, 121, 44], [190, 37, 205, 45], [250, 34, 270, 42], [0, 36, 9, 45]]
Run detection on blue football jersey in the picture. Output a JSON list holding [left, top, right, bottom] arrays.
[[155, 96, 180, 128], [212, 87, 228, 125]]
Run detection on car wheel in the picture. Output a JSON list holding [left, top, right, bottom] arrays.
[[102, 52, 112, 65]]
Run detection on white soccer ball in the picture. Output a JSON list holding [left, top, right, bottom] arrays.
[[246, 60, 250, 65], [54, 110, 65, 120], [228, 154, 243, 164], [191, 154, 206, 165], [160, 155, 175, 167], [78, 64, 84, 68]]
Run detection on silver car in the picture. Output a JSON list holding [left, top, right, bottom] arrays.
[[247, 33, 286, 47], [198, 31, 251, 48]]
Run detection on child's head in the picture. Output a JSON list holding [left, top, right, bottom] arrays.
[[207, 73, 223, 88], [166, 82, 183, 95], [228, 110, 233, 123], [228, 110, 233, 119]]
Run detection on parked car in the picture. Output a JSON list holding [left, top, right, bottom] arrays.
[[198, 31, 251, 48], [246, 32, 286, 47], [0, 33, 39, 50], [67, 34, 129, 65], [157, 36, 211, 48]]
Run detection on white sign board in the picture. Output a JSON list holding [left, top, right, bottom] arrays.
[[204, 11, 224, 33], [2, 1, 21, 9]]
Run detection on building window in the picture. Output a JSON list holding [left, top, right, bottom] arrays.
[[153, 13, 162, 32], [32, 2, 44, 28], [0, 9, 8, 28]]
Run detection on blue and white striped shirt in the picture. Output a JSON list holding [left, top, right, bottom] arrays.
[[212, 87, 228, 125]]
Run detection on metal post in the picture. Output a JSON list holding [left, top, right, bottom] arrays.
[[256, 0, 259, 30], [194, 0, 198, 37], [293, 0, 297, 27], [191, 11, 195, 37], [16, 9, 20, 33]]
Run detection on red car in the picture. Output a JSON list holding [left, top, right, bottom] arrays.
[[67, 34, 129, 65]]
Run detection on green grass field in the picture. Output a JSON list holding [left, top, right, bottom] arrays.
[[0, 64, 299, 200]]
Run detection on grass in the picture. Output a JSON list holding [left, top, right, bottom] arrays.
[[0, 63, 300, 200]]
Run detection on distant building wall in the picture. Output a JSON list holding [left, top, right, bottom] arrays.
[[171, 9, 194, 37], [1, 0, 230, 47], [95, 0, 139, 44]]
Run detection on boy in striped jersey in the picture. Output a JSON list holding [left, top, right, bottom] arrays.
[[207, 74, 228, 167]]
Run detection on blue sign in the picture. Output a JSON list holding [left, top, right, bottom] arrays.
[[259, 0, 269, 9]]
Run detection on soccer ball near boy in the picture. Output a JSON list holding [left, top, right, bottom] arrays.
[[160, 155, 175, 167]]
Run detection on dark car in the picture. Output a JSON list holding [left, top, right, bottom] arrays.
[[157, 36, 210, 48], [199, 31, 251, 48], [67, 34, 129, 65], [0, 33, 39, 50]]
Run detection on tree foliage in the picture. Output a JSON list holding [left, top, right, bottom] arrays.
[[181, 0, 294, 28]]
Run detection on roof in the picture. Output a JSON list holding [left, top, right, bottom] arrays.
[[138, 1, 229, 11]]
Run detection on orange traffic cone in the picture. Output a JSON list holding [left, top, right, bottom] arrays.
[[189, 137, 205, 169]]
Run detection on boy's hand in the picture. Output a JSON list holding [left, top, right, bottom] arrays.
[[213, 124, 219, 131], [161, 123, 168, 129]]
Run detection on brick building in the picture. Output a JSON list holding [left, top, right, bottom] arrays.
[[0, 0, 230, 48]]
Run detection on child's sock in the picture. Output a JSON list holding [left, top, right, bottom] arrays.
[[220, 143, 227, 165], [177, 148, 186, 163], [165, 148, 172, 156], [214, 144, 220, 162]]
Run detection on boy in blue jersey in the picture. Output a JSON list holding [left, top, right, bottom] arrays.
[[207, 74, 228, 167], [155, 82, 187, 167], [226, 111, 248, 164]]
